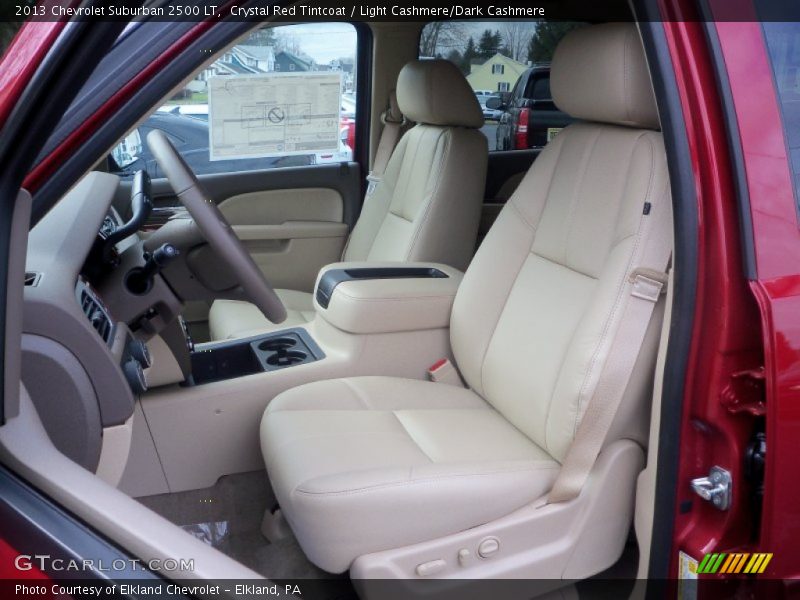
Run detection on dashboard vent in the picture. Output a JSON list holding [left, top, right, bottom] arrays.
[[80, 289, 112, 343], [24, 272, 41, 287]]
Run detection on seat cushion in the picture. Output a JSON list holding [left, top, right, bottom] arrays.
[[208, 289, 315, 340], [261, 376, 560, 573]]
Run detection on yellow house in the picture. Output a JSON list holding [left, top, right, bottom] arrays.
[[466, 53, 528, 93]]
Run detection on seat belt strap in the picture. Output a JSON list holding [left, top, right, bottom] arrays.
[[547, 197, 672, 504], [366, 90, 405, 196]]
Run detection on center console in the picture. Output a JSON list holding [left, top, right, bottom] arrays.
[[189, 328, 324, 385]]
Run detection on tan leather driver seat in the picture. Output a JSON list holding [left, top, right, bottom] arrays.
[[261, 23, 671, 576], [208, 60, 487, 340]]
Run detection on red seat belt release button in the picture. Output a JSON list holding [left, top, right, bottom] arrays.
[[427, 358, 465, 388]]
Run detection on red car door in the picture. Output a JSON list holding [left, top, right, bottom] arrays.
[[664, 0, 800, 583]]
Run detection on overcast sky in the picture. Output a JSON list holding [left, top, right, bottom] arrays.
[[274, 21, 534, 63], [276, 23, 357, 63]]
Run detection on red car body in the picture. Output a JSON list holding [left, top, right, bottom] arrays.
[[0, 0, 798, 586], [661, 0, 800, 580]]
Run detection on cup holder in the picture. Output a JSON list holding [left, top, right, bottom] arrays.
[[266, 350, 308, 367], [249, 331, 320, 372], [258, 337, 297, 352]]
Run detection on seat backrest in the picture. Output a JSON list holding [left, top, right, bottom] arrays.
[[343, 60, 487, 272], [450, 23, 670, 462]]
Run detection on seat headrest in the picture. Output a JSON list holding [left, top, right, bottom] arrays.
[[396, 60, 484, 129], [551, 23, 659, 130]]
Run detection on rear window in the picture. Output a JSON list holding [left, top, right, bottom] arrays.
[[527, 76, 552, 101], [762, 22, 800, 205]]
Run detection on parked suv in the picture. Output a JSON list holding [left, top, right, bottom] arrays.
[[490, 65, 573, 150]]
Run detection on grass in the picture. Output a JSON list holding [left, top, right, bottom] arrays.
[[165, 92, 208, 105]]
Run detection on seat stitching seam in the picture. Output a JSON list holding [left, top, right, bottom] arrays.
[[393, 411, 435, 463], [534, 127, 599, 452], [341, 378, 371, 410], [477, 135, 567, 397], [528, 249, 599, 280], [478, 249, 532, 397], [404, 128, 449, 261], [562, 127, 603, 268], [261, 427, 412, 455], [508, 130, 566, 233], [474, 144, 567, 395], [295, 465, 560, 496], [572, 134, 652, 424], [571, 133, 657, 439], [506, 198, 536, 231], [392, 127, 421, 218]]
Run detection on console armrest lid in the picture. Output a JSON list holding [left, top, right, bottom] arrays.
[[314, 262, 463, 334]]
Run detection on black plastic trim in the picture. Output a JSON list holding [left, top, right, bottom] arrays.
[[352, 21, 374, 225], [316, 267, 448, 309], [635, 7, 701, 584]]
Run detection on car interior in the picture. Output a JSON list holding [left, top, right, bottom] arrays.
[[0, 10, 682, 597]]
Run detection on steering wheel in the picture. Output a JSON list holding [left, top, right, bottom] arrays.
[[146, 130, 287, 324]]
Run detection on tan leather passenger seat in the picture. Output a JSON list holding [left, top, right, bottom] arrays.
[[259, 24, 671, 576], [208, 60, 488, 340]]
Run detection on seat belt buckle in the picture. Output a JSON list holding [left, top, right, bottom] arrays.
[[428, 358, 464, 387], [629, 268, 668, 303]]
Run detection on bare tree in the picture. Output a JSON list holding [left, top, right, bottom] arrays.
[[419, 22, 469, 58], [274, 31, 302, 56], [501, 21, 537, 63]]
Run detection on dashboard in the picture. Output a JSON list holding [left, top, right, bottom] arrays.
[[22, 171, 171, 471]]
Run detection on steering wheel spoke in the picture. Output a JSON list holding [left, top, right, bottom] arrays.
[[147, 130, 287, 324]]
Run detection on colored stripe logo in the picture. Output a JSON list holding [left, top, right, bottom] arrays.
[[697, 552, 772, 574]]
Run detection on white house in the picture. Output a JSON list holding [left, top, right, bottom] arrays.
[[194, 46, 276, 89], [233, 45, 275, 72]]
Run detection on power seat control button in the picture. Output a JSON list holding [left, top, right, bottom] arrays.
[[478, 537, 500, 558], [415, 559, 446, 577]]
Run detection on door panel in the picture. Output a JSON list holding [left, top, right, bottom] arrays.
[[115, 162, 362, 296], [231, 222, 347, 293], [141, 162, 362, 225], [218, 187, 348, 292], [219, 187, 344, 224]]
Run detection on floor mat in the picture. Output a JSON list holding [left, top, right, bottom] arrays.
[[137, 471, 336, 580]]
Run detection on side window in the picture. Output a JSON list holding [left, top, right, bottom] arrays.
[[110, 23, 358, 178], [762, 22, 800, 206], [419, 21, 583, 151]]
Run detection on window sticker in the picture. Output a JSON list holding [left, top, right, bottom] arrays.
[[208, 71, 342, 161]]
